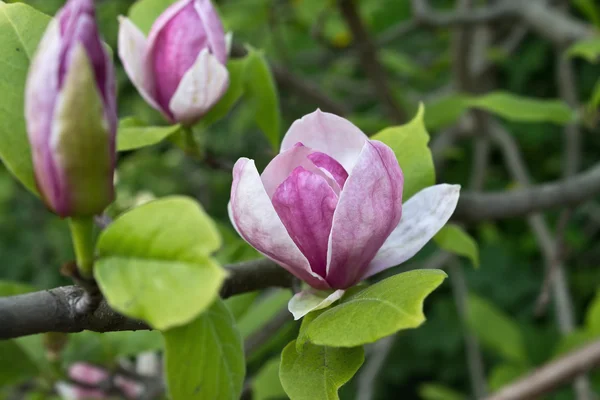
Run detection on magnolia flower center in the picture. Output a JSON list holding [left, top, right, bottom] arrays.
[[271, 149, 349, 278]]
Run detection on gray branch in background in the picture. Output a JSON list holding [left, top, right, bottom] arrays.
[[452, 162, 600, 222], [489, 122, 593, 400], [485, 339, 600, 400], [409, 0, 593, 46], [338, 0, 406, 123]]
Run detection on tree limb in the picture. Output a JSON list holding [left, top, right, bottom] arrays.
[[452, 162, 600, 222], [0, 259, 292, 340], [3, 164, 600, 339], [485, 339, 600, 400]]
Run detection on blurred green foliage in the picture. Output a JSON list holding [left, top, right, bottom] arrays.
[[0, 0, 599, 399]]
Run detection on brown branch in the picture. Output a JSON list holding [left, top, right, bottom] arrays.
[[230, 43, 349, 116], [0, 259, 293, 340], [338, 0, 406, 123], [485, 339, 600, 400]]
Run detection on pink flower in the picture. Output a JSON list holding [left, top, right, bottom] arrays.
[[25, 0, 116, 218], [118, 0, 229, 125], [229, 110, 460, 292], [56, 363, 143, 399]]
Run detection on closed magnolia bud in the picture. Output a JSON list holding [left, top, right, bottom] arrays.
[[119, 0, 229, 125], [25, 0, 117, 218]]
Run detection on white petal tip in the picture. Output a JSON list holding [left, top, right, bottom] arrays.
[[288, 288, 345, 320]]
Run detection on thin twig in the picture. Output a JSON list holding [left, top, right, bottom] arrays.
[[489, 121, 593, 400], [338, 0, 406, 123], [485, 339, 600, 400]]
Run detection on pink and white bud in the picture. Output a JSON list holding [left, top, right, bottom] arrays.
[[229, 110, 460, 292], [118, 0, 229, 125], [25, 0, 117, 218]]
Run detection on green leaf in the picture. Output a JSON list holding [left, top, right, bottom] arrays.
[[470, 92, 574, 124], [164, 299, 245, 400], [253, 357, 287, 400], [63, 330, 163, 365], [117, 118, 182, 151], [128, 0, 178, 34], [424, 92, 575, 129], [434, 224, 480, 268], [488, 363, 527, 391], [424, 94, 469, 131], [95, 196, 226, 330], [200, 58, 248, 128], [225, 292, 259, 321], [0, 2, 51, 193], [237, 289, 291, 338], [244, 49, 281, 152], [372, 104, 435, 199], [280, 340, 363, 400], [567, 37, 600, 63], [0, 340, 38, 386], [554, 330, 596, 356], [0, 280, 35, 296], [585, 289, 600, 334], [418, 383, 466, 400], [305, 270, 447, 347], [574, 0, 600, 27], [467, 294, 528, 365]]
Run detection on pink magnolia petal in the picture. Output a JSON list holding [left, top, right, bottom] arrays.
[[365, 184, 461, 278], [55, 382, 107, 400], [25, 19, 65, 211], [326, 141, 404, 289], [168, 48, 229, 125], [194, 0, 228, 64], [229, 158, 330, 289], [114, 376, 144, 399], [145, 0, 190, 61], [117, 17, 163, 114], [307, 152, 348, 189], [280, 110, 368, 172], [272, 167, 338, 278], [69, 363, 109, 385], [148, 0, 208, 113], [261, 143, 339, 198]]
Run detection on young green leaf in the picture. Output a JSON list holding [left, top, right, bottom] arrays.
[[164, 299, 245, 400], [237, 289, 291, 338], [567, 37, 600, 63], [470, 92, 574, 124], [280, 340, 364, 400], [0, 340, 39, 386], [95, 196, 226, 330], [253, 357, 287, 400], [434, 224, 480, 268], [244, 49, 281, 152], [117, 118, 182, 151], [0, 2, 50, 194], [305, 269, 447, 347], [0, 280, 36, 296], [372, 104, 435, 199], [467, 294, 528, 365]]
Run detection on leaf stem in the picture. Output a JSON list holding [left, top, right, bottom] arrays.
[[68, 216, 96, 279]]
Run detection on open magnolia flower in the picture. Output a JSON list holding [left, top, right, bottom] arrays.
[[229, 110, 460, 319]]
